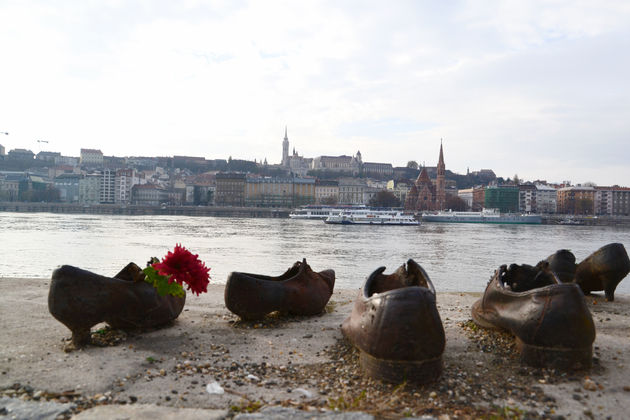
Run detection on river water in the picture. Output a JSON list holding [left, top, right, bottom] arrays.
[[1, 212, 629, 294]]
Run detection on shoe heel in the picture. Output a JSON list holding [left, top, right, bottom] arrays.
[[516, 338, 592, 370], [359, 351, 442, 384]]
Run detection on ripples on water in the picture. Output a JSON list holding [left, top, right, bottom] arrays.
[[1, 212, 629, 294]]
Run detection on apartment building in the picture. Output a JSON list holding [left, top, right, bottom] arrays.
[[245, 176, 315, 207], [557, 186, 595, 215], [315, 180, 339, 204], [215, 172, 247, 206], [115, 168, 141, 204], [80, 149, 104, 167]]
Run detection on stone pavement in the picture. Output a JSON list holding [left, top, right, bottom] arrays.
[[1, 279, 629, 419]]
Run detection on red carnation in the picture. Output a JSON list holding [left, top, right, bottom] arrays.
[[152, 244, 210, 296]]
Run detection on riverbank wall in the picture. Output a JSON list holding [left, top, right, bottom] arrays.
[[1, 201, 630, 226], [542, 214, 630, 227], [0, 201, 290, 218]]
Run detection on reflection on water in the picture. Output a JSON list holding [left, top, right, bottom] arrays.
[[1, 212, 629, 294]]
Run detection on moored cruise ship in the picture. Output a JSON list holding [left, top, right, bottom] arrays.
[[324, 209, 419, 225], [289, 205, 368, 220], [421, 209, 542, 224]]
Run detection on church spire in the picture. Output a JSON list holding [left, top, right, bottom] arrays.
[[437, 138, 445, 175], [436, 139, 446, 210], [282, 126, 289, 167]]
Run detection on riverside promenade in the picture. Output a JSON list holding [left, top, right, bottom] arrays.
[[1, 280, 629, 419]]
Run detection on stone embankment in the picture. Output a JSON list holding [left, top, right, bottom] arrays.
[[542, 214, 630, 227], [1, 280, 629, 419], [0, 202, 290, 218]]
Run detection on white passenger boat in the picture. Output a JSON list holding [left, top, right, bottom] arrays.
[[558, 218, 585, 225], [324, 209, 419, 225], [289, 205, 367, 220], [421, 209, 542, 224]]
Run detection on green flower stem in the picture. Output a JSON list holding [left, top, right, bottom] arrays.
[[143, 266, 185, 297]]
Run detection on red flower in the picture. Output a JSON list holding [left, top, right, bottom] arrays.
[[152, 244, 210, 296]]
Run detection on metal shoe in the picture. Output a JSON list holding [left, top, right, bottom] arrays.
[[575, 243, 630, 302], [472, 262, 595, 369], [341, 259, 445, 384], [224, 259, 335, 320], [49, 263, 185, 349], [545, 249, 577, 283]]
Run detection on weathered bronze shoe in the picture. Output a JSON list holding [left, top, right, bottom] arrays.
[[341, 260, 445, 384], [472, 262, 595, 369], [49, 263, 186, 350], [224, 259, 335, 320], [575, 243, 630, 302], [545, 249, 577, 283]]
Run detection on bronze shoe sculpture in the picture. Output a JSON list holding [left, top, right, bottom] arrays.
[[224, 259, 335, 320], [341, 259, 445, 384], [472, 262, 595, 369], [574, 243, 630, 302], [49, 263, 186, 350], [545, 249, 577, 283]]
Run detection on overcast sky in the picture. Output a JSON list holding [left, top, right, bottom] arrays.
[[1, 1, 629, 186]]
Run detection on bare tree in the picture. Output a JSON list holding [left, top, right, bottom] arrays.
[[320, 195, 338, 205], [446, 195, 468, 211], [369, 190, 401, 208]]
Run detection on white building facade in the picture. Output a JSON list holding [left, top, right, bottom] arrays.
[[100, 169, 116, 204], [338, 177, 368, 204], [115, 169, 142, 204], [80, 149, 104, 167], [535, 184, 558, 214], [79, 174, 101, 204]]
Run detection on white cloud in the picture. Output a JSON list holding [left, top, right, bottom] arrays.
[[0, 0, 629, 185]]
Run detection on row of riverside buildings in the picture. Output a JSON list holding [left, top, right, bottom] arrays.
[[1, 135, 629, 215], [453, 184, 630, 216]]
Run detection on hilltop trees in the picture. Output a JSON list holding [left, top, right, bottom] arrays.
[[369, 190, 401, 208], [445, 195, 468, 211]]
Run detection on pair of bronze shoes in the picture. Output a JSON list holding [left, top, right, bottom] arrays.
[[472, 243, 629, 370], [472, 262, 595, 369], [546, 242, 630, 301], [342, 260, 445, 384], [48, 263, 186, 350], [224, 259, 336, 320]]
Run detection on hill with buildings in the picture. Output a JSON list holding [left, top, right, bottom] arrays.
[[1, 132, 629, 216]]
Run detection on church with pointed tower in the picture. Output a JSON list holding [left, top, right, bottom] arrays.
[[281, 126, 290, 167], [280, 127, 313, 176], [404, 142, 447, 211]]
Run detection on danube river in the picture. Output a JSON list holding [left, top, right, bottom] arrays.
[[1, 212, 629, 294]]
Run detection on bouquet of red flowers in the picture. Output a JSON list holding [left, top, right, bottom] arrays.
[[143, 244, 210, 297]]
